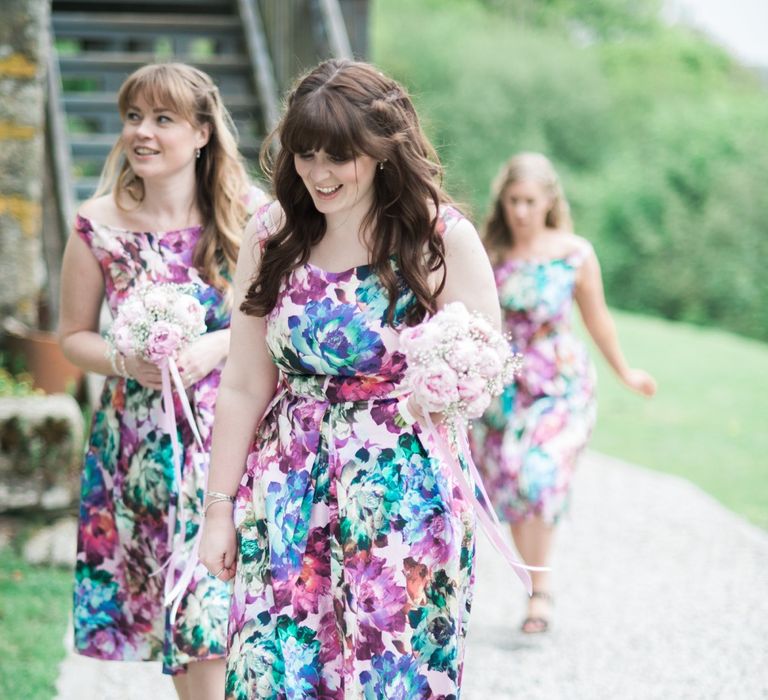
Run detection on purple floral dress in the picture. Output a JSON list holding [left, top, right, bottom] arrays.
[[226, 205, 476, 699], [472, 246, 597, 524], [72, 187, 267, 673]]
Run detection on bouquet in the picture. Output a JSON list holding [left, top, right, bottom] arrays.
[[108, 283, 206, 365], [399, 301, 523, 424]]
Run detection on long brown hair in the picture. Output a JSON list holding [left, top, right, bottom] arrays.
[[483, 152, 572, 263], [95, 62, 250, 294], [242, 59, 451, 325]]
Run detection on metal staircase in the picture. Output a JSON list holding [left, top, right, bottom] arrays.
[[45, 0, 366, 321]]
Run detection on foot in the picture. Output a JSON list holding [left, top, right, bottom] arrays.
[[520, 590, 553, 634]]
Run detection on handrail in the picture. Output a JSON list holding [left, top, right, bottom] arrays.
[[316, 0, 353, 59], [237, 0, 281, 132], [45, 46, 76, 322]]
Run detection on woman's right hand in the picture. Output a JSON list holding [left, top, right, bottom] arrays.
[[199, 505, 238, 582], [621, 368, 657, 398], [123, 353, 163, 390]]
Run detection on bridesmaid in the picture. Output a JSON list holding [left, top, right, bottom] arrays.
[[199, 59, 505, 698], [58, 63, 266, 699], [473, 152, 656, 633]]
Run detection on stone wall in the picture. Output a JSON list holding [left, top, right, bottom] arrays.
[[0, 0, 49, 326]]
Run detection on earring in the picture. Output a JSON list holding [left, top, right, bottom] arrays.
[[196, 148, 201, 159], [378, 160, 385, 171]]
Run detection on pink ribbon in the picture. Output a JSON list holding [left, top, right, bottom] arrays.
[[157, 356, 206, 623], [423, 413, 547, 596]]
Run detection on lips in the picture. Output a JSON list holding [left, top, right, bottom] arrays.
[[314, 184, 342, 200], [133, 146, 160, 156]]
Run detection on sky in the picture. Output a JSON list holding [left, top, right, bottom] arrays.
[[665, 0, 768, 67]]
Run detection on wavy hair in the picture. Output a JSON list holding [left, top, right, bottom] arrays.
[[95, 62, 250, 293], [242, 59, 452, 325], [483, 152, 573, 263]]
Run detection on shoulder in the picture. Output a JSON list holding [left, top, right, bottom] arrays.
[[244, 200, 283, 249], [76, 194, 118, 226], [243, 184, 271, 217], [435, 204, 482, 254]]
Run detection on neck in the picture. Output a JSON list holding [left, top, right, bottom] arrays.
[[134, 167, 200, 227]]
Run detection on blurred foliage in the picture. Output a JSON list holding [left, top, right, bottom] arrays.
[[373, 0, 768, 341]]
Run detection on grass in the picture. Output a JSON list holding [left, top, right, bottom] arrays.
[[584, 309, 768, 529], [0, 548, 72, 699]]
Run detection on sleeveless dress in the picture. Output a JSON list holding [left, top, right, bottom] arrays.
[[472, 245, 597, 524], [226, 205, 476, 699], [72, 187, 267, 673]]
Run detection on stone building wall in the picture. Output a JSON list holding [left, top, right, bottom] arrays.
[[0, 0, 49, 326]]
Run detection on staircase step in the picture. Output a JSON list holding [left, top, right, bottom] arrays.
[[53, 12, 240, 32]]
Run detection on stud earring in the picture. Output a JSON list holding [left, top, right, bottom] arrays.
[[378, 160, 385, 171], [196, 148, 201, 159]]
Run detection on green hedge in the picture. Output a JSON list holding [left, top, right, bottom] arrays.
[[372, 0, 768, 341]]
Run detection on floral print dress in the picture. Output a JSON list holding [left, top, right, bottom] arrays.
[[73, 187, 267, 673], [227, 205, 476, 699], [472, 246, 597, 524]]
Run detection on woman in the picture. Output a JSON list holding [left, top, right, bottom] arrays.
[[58, 62, 267, 699], [199, 59, 503, 698], [473, 152, 657, 633]]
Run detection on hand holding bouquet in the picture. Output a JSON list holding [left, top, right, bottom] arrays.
[[399, 301, 522, 424]]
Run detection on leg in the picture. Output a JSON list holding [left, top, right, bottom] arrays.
[[185, 658, 227, 700], [172, 673, 190, 700], [511, 516, 555, 632]]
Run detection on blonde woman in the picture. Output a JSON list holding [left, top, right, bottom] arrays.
[[58, 63, 267, 699], [472, 152, 656, 634]]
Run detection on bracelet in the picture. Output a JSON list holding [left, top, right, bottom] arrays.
[[115, 352, 130, 379], [105, 344, 124, 377], [203, 498, 235, 516], [206, 490, 235, 502]]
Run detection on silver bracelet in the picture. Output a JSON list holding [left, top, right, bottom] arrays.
[[203, 496, 235, 517], [205, 490, 235, 502]]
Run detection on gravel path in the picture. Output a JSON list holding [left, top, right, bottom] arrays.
[[55, 452, 768, 699]]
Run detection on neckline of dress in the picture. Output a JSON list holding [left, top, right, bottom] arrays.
[[78, 213, 203, 237], [302, 260, 373, 278], [500, 251, 579, 267]]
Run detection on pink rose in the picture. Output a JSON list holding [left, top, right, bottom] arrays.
[[464, 392, 492, 419], [145, 321, 183, 363], [172, 295, 206, 333], [119, 298, 145, 325], [408, 361, 460, 413], [457, 374, 486, 403], [111, 323, 134, 355], [143, 287, 172, 314], [399, 321, 443, 359], [476, 346, 503, 379], [447, 338, 478, 373]]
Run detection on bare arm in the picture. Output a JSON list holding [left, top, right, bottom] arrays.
[[436, 217, 502, 330], [199, 210, 280, 579], [574, 247, 656, 397]]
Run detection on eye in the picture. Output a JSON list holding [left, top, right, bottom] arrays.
[[125, 111, 141, 122], [157, 114, 173, 124], [328, 154, 351, 164], [296, 151, 315, 161]]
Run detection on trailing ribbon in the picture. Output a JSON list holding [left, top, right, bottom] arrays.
[[157, 357, 206, 623], [422, 412, 548, 596]]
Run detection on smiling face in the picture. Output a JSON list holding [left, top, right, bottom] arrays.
[[500, 179, 554, 238], [293, 149, 377, 221], [121, 92, 209, 182]]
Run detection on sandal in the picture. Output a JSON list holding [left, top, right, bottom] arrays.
[[520, 590, 553, 634]]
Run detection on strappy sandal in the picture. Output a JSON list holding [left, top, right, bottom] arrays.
[[520, 590, 553, 634]]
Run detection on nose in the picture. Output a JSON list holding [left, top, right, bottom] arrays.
[[134, 118, 153, 139]]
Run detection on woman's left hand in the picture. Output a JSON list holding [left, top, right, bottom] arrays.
[[621, 368, 657, 397], [175, 330, 229, 388]]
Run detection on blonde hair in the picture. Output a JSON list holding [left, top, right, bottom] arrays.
[[483, 152, 572, 260], [95, 62, 250, 293]]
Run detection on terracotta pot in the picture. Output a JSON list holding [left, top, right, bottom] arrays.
[[3, 319, 84, 395]]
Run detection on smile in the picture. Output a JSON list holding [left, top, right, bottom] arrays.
[[134, 147, 160, 156], [315, 184, 342, 195]]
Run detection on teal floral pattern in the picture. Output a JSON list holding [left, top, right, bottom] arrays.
[[227, 205, 475, 699], [73, 187, 268, 673], [472, 247, 597, 524]]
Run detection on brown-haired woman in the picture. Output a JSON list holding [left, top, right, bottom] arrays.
[[199, 59, 501, 697], [473, 152, 656, 634], [58, 62, 267, 699]]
